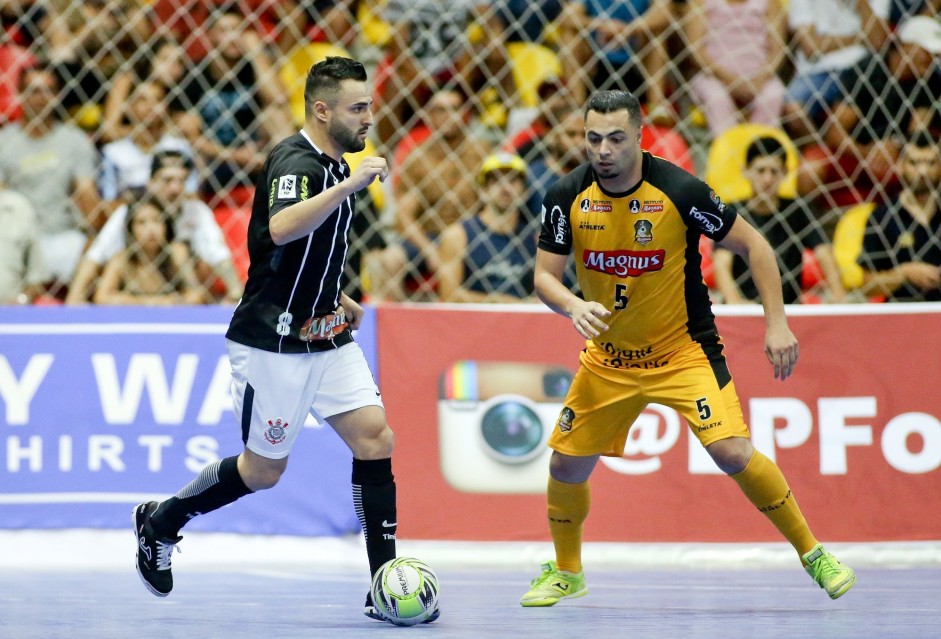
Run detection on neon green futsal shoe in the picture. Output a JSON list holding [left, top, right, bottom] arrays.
[[802, 544, 857, 600], [520, 561, 588, 607]]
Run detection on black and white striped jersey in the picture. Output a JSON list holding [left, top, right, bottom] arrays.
[[226, 131, 356, 353]]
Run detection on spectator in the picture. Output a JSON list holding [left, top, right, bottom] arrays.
[[98, 79, 196, 204], [523, 106, 588, 200], [367, 86, 493, 301], [0, 0, 42, 125], [505, 79, 578, 154], [798, 16, 941, 205], [556, 0, 676, 122], [374, 0, 513, 153], [101, 37, 189, 143], [436, 153, 537, 302], [272, 0, 363, 52], [491, 0, 566, 44], [511, 104, 584, 291], [93, 193, 204, 305], [854, 130, 941, 301], [686, 0, 788, 138], [43, 0, 153, 122], [0, 64, 102, 295], [0, 188, 45, 304], [176, 7, 292, 201], [67, 150, 242, 304], [511, 103, 584, 212], [713, 136, 846, 304], [781, 0, 890, 143]]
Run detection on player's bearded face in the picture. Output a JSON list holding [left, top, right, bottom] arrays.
[[584, 110, 641, 182], [329, 116, 367, 153], [328, 85, 372, 154]]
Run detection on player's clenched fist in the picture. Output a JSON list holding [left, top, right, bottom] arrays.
[[348, 157, 388, 191], [568, 299, 611, 339]]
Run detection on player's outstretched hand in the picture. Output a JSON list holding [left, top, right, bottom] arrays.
[[348, 157, 388, 192], [569, 300, 611, 339], [765, 324, 799, 381]]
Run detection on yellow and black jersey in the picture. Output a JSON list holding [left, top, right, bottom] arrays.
[[538, 152, 738, 368]]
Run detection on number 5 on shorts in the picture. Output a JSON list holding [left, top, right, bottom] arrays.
[[696, 397, 712, 420]]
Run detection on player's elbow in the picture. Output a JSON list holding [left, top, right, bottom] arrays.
[[269, 217, 294, 246]]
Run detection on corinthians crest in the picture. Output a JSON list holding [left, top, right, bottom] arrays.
[[264, 418, 289, 444]]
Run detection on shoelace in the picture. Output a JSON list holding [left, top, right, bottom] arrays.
[[530, 563, 556, 587], [155, 540, 180, 571], [811, 555, 840, 581]]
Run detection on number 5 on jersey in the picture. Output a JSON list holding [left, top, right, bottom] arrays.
[[613, 284, 629, 310]]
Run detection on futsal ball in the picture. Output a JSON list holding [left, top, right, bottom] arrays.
[[370, 557, 439, 626]]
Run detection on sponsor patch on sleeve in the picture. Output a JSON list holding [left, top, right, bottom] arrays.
[[277, 175, 297, 199]]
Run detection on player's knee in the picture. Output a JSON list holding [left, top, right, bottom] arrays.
[[239, 457, 288, 491], [548, 451, 596, 484], [707, 437, 754, 475], [351, 424, 395, 460]]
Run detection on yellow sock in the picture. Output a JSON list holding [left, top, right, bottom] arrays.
[[547, 476, 590, 574], [731, 450, 818, 558]]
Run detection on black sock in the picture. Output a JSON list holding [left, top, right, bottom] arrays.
[[151, 456, 253, 538], [352, 458, 397, 577]]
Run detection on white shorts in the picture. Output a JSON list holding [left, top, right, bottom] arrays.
[[226, 339, 384, 459]]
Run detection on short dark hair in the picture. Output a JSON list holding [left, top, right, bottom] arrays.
[[151, 149, 193, 175], [585, 90, 642, 129], [745, 136, 787, 167], [304, 56, 367, 116]]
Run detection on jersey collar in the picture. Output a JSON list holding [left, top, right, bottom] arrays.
[[299, 129, 348, 175], [595, 152, 649, 199]]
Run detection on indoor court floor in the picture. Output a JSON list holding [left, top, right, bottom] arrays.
[[3, 563, 938, 639]]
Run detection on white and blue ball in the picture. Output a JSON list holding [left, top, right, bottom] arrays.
[[370, 557, 439, 626]]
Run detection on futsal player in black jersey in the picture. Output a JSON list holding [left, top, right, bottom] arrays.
[[133, 57, 434, 624]]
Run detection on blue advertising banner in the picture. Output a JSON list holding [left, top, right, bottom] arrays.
[[0, 306, 377, 536]]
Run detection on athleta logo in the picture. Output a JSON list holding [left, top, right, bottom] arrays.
[[583, 249, 665, 277]]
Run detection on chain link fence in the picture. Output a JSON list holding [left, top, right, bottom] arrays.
[[1, 0, 938, 304]]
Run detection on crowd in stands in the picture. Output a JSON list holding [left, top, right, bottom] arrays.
[[0, 0, 939, 306]]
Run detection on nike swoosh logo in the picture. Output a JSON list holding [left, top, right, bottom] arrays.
[[381, 520, 396, 528]]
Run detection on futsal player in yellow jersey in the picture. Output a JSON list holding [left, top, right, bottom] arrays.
[[520, 90, 856, 606]]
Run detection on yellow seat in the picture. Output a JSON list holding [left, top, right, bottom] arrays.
[[507, 42, 562, 108], [832, 202, 876, 291], [357, 0, 391, 47], [279, 42, 351, 127], [344, 137, 386, 212], [704, 124, 799, 203]]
